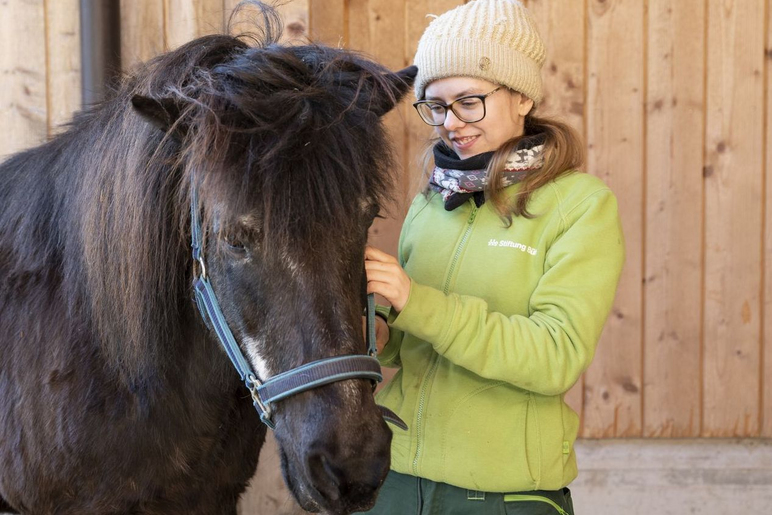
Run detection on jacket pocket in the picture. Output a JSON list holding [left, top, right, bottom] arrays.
[[439, 383, 537, 491]]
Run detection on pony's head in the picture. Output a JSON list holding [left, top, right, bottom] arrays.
[[130, 8, 415, 514]]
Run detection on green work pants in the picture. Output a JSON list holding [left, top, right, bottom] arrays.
[[358, 470, 575, 515]]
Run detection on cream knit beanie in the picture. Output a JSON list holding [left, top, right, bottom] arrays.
[[413, 0, 546, 104]]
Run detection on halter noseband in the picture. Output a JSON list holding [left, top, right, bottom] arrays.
[[190, 185, 406, 431]]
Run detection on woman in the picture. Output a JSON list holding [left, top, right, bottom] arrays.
[[363, 0, 624, 513]]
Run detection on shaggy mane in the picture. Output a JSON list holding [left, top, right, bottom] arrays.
[[0, 1, 405, 382]]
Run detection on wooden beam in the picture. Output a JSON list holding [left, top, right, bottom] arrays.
[[46, 0, 81, 134], [165, 0, 224, 51], [764, 0, 772, 438], [703, 0, 766, 437], [309, 0, 346, 47], [120, 0, 165, 71], [583, 0, 645, 438], [0, 0, 47, 158], [643, 0, 706, 437]]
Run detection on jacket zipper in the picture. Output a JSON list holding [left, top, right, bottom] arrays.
[[503, 494, 569, 515], [412, 202, 479, 476], [442, 205, 478, 295]]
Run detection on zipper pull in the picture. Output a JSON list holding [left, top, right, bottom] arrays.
[[467, 207, 478, 224]]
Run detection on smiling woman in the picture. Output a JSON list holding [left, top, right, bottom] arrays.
[[362, 1, 625, 514]]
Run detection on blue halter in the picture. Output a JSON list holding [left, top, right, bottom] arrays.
[[190, 185, 406, 431]]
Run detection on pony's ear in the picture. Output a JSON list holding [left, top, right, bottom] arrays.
[[131, 95, 187, 136], [370, 65, 418, 117]]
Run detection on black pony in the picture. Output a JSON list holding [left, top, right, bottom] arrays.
[[0, 5, 415, 514]]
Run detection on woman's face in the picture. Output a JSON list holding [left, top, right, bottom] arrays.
[[423, 77, 534, 160]]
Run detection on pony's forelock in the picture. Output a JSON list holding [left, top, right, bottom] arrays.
[[177, 44, 398, 247]]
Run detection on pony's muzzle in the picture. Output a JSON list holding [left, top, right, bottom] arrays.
[[305, 441, 389, 511]]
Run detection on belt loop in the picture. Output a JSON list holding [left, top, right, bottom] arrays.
[[466, 489, 485, 501]]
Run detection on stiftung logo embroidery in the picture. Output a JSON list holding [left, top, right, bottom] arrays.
[[488, 239, 538, 255]]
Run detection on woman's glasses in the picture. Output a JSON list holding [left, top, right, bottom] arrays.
[[413, 87, 501, 126]]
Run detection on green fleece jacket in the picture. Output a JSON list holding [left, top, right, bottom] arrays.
[[376, 171, 624, 493]]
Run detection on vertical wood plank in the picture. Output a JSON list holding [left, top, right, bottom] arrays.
[[225, 0, 308, 44], [703, 0, 765, 437], [120, 0, 165, 71], [643, 0, 706, 437], [0, 0, 47, 159], [276, 0, 310, 44], [349, 0, 409, 256], [165, 0, 224, 51], [764, 0, 772, 438], [45, 0, 81, 135], [528, 0, 585, 131], [223, 0, 239, 30], [309, 0, 346, 46], [583, 0, 644, 438], [528, 0, 587, 425]]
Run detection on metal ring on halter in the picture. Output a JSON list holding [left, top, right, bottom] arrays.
[[247, 374, 272, 421], [197, 256, 207, 280]]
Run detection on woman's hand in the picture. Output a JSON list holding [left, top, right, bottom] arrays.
[[365, 246, 411, 312]]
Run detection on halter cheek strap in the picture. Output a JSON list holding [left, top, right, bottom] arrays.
[[190, 184, 406, 431]]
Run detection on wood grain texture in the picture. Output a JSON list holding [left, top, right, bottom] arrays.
[[703, 0, 765, 437], [165, 0, 224, 51], [764, 0, 772, 438], [224, 0, 308, 44], [527, 0, 587, 424], [0, 0, 47, 159], [276, 0, 310, 44], [527, 0, 585, 131], [45, 0, 81, 135], [643, 0, 706, 437], [223, 0, 239, 30], [120, 0, 165, 71], [583, 0, 644, 438], [309, 0, 346, 46]]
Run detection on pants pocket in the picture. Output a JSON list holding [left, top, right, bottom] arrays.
[[502, 491, 572, 515]]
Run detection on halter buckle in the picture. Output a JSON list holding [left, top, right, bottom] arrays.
[[196, 256, 207, 280], [247, 374, 274, 427]]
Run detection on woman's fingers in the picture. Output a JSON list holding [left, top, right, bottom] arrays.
[[365, 245, 398, 264], [367, 279, 397, 296], [365, 245, 410, 312], [365, 268, 398, 283]]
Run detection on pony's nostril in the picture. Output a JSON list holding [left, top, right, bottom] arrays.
[[306, 449, 343, 502], [304, 437, 390, 510]]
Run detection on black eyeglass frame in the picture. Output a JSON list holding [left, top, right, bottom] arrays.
[[412, 87, 502, 126]]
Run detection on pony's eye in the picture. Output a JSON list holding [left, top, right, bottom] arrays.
[[222, 234, 246, 253]]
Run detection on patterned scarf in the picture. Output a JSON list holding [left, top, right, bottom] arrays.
[[429, 133, 546, 211]]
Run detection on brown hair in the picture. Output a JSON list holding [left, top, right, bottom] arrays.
[[422, 109, 585, 224]]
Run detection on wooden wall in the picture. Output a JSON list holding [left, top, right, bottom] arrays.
[[2, 0, 772, 440], [0, 0, 81, 157]]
